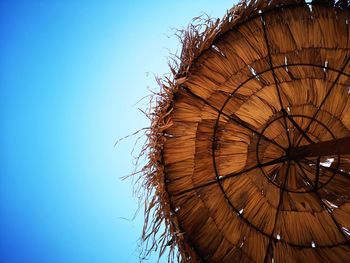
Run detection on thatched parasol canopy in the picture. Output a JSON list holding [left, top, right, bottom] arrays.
[[139, 0, 350, 262]]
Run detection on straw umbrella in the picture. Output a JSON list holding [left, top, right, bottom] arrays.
[[139, 0, 350, 262]]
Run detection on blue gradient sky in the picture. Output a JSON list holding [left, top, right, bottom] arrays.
[[0, 1, 234, 262]]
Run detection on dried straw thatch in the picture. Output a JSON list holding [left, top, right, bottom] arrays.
[[137, 0, 350, 262]]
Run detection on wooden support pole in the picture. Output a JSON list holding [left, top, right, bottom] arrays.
[[289, 136, 350, 159]]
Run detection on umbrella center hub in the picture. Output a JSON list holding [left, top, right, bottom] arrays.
[[286, 147, 306, 161], [255, 114, 339, 193]]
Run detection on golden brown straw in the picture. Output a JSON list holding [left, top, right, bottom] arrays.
[[136, 0, 350, 262]]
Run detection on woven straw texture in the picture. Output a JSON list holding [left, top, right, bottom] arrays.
[[139, 1, 350, 262]]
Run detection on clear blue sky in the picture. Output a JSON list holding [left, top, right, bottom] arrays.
[[0, 1, 234, 262]]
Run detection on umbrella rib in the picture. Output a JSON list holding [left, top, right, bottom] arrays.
[[225, 113, 285, 151], [315, 157, 321, 189], [175, 156, 286, 196], [175, 160, 349, 249], [295, 56, 350, 147], [297, 162, 349, 243], [263, 161, 291, 263], [301, 158, 350, 178], [181, 86, 286, 151], [179, 60, 350, 152], [260, 14, 292, 148], [285, 114, 315, 144], [296, 161, 316, 190]]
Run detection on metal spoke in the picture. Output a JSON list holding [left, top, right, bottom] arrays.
[[296, 161, 316, 190], [295, 56, 350, 147], [263, 161, 291, 263], [260, 14, 292, 149], [226, 113, 286, 151], [301, 158, 350, 178], [297, 162, 349, 242], [284, 112, 315, 144], [180, 61, 350, 154], [175, 159, 349, 249], [175, 155, 287, 196], [315, 157, 321, 189], [182, 86, 286, 151]]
